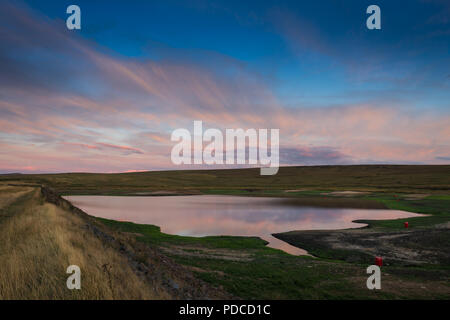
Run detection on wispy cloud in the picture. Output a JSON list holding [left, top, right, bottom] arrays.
[[96, 142, 144, 155]]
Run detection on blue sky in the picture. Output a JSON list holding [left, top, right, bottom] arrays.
[[26, 0, 449, 109]]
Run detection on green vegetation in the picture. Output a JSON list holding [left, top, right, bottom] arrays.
[[356, 193, 450, 229], [98, 218, 274, 251]]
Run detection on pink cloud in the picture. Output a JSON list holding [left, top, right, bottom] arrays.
[[96, 143, 144, 155], [63, 142, 100, 150]]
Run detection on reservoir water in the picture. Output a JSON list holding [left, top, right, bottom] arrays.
[[66, 195, 422, 255]]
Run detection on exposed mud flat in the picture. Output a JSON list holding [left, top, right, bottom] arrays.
[[274, 225, 450, 266]]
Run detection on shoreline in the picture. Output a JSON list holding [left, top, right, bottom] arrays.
[[63, 193, 425, 257]]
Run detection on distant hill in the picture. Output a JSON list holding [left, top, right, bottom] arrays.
[[0, 165, 449, 195]]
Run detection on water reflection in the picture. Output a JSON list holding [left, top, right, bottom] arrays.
[[66, 195, 422, 255]]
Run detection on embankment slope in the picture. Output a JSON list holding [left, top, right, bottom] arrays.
[[0, 184, 230, 299]]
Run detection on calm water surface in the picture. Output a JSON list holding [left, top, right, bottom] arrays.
[[66, 195, 422, 255]]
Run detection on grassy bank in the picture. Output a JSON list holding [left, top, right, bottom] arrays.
[[0, 185, 155, 299], [0, 184, 230, 299]]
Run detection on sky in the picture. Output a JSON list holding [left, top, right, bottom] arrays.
[[0, 0, 449, 173]]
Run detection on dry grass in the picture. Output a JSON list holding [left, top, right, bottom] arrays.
[[0, 186, 161, 299]]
